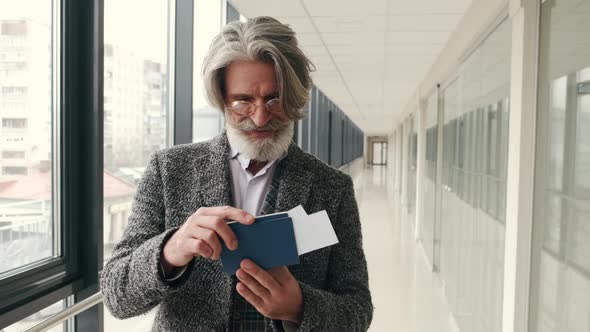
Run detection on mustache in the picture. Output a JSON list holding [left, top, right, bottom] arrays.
[[230, 117, 289, 133]]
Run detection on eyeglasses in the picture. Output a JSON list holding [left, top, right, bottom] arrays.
[[225, 98, 282, 117]]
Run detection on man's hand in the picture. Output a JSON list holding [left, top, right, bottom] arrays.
[[161, 206, 255, 273], [236, 259, 303, 324]]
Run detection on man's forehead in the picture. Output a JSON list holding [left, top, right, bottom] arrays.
[[225, 61, 279, 96]]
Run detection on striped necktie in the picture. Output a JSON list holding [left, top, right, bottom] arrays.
[[227, 160, 285, 332], [259, 161, 283, 216]]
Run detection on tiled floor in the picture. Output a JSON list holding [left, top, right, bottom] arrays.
[[101, 161, 456, 332], [351, 163, 456, 332]]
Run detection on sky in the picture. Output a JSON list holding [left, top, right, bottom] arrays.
[[0, 0, 170, 63], [104, 0, 170, 63]]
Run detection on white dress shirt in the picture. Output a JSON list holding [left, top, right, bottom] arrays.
[[228, 146, 282, 216], [228, 145, 298, 332]]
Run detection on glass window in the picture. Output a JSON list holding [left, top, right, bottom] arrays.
[[310, 87, 318, 155], [2, 118, 27, 129], [436, 17, 510, 332], [103, 0, 171, 255], [574, 70, 590, 196], [530, 1, 590, 331], [2, 299, 67, 332], [2, 150, 25, 159], [0, 0, 56, 277], [301, 103, 310, 152], [407, 115, 418, 215], [103, 0, 172, 329], [547, 76, 567, 192], [422, 91, 438, 266], [193, 0, 224, 142], [226, 2, 240, 23]]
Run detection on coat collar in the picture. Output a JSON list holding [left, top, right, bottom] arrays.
[[273, 140, 314, 213], [199, 131, 314, 214], [198, 131, 233, 208]]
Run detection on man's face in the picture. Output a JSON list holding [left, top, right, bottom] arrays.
[[224, 61, 294, 161]]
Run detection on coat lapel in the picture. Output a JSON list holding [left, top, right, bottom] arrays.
[[274, 143, 314, 213], [196, 132, 234, 208]]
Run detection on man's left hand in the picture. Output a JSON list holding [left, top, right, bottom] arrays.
[[236, 259, 303, 324]]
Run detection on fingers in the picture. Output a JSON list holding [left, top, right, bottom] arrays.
[[193, 227, 223, 259], [184, 238, 213, 259], [193, 216, 238, 251], [267, 266, 292, 286], [195, 206, 255, 225], [236, 268, 271, 299], [240, 259, 280, 293], [236, 263, 302, 322], [168, 206, 254, 266], [236, 282, 264, 309]]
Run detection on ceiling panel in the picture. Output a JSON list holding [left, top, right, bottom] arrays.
[[387, 14, 463, 31], [302, 0, 388, 17], [322, 32, 386, 46], [386, 43, 444, 56], [387, 31, 453, 44], [228, 0, 471, 134], [327, 44, 388, 56], [312, 16, 388, 32], [333, 54, 385, 66], [295, 33, 324, 47], [387, 0, 471, 14], [231, 0, 306, 17], [276, 16, 316, 33]]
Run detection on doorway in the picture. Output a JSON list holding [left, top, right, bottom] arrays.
[[371, 142, 387, 165]]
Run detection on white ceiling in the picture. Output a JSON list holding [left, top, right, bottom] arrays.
[[230, 0, 472, 135]]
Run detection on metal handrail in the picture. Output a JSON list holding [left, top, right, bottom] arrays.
[[22, 292, 103, 332]]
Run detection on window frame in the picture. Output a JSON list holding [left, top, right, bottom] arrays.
[[174, 0, 193, 145], [0, 0, 104, 329]]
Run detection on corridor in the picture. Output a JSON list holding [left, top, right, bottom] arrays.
[[346, 161, 456, 332]]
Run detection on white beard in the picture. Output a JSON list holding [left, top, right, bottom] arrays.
[[226, 121, 294, 161]]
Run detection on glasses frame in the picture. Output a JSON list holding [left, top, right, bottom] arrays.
[[225, 98, 283, 117]]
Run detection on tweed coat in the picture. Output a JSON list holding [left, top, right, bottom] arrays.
[[100, 132, 373, 331]]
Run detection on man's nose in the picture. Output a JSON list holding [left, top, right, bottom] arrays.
[[249, 102, 272, 127]]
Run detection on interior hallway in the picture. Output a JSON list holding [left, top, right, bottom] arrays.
[[344, 160, 456, 332]]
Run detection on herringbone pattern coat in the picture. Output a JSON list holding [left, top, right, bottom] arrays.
[[100, 132, 373, 331]]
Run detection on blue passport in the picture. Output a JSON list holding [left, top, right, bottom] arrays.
[[220, 213, 299, 275]]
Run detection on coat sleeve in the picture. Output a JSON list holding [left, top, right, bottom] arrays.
[[100, 151, 194, 319], [294, 174, 373, 331]]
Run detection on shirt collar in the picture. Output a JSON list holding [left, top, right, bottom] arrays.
[[229, 144, 288, 174]]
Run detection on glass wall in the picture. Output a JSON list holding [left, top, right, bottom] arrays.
[[3, 299, 66, 331], [407, 115, 418, 217], [297, 86, 364, 167], [422, 91, 438, 266], [300, 103, 310, 152], [0, 0, 56, 276], [436, 18, 511, 332], [103, 0, 171, 259], [103, 0, 172, 329], [530, 1, 590, 331], [193, 0, 224, 142], [397, 128, 404, 194], [309, 87, 318, 156]]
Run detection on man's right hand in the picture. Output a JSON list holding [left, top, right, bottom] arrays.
[[161, 206, 255, 273]]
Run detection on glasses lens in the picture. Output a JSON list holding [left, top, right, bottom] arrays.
[[266, 99, 281, 113], [231, 101, 254, 115]]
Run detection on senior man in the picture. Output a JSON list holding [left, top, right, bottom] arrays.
[[100, 16, 373, 332]]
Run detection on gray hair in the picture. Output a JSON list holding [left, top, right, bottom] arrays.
[[202, 16, 314, 120]]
